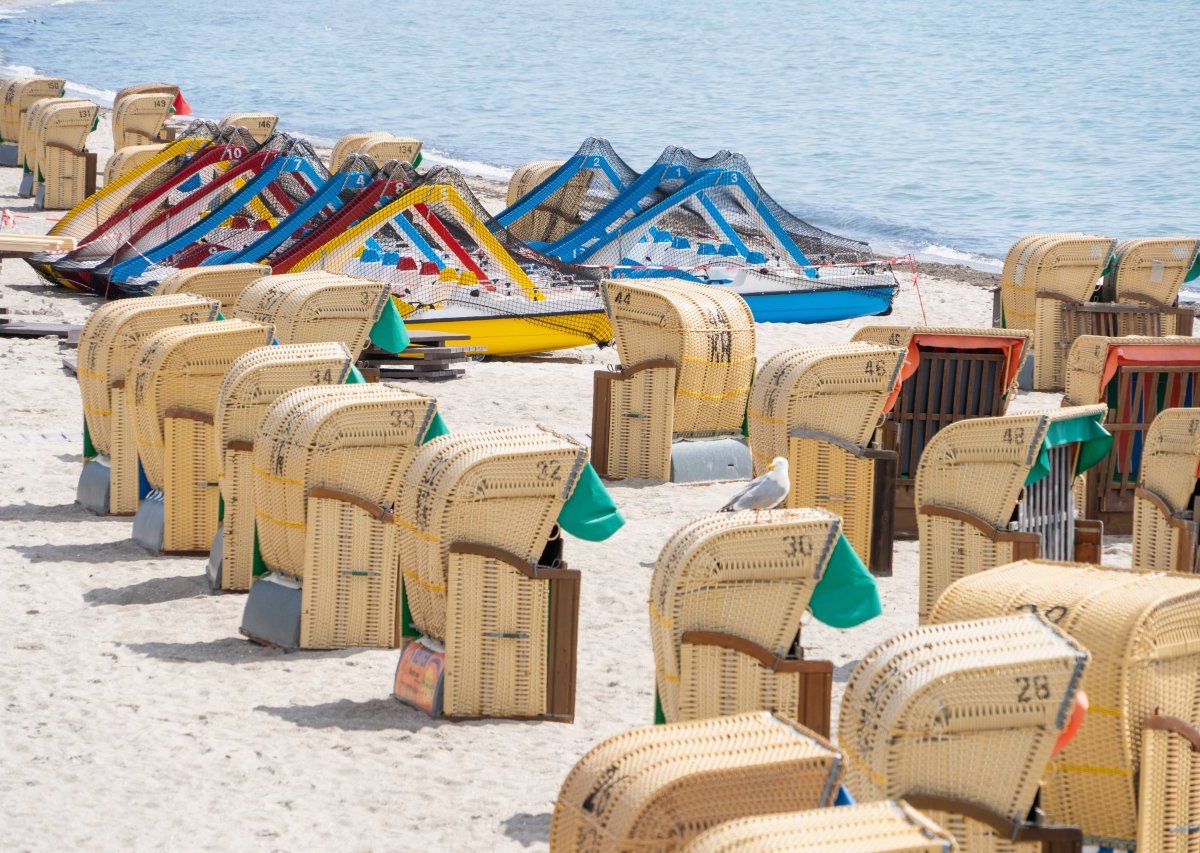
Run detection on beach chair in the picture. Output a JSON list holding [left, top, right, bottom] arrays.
[[683, 800, 957, 853], [31, 99, 99, 210], [851, 325, 1030, 535], [205, 342, 354, 592], [914, 404, 1110, 621], [550, 712, 844, 852], [111, 91, 178, 149], [1064, 334, 1200, 534], [240, 384, 437, 649], [17, 97, 93, 200], [930, 559, 1200, 852], [75, 295, 221, 516], [218, 112, 278, 143], [155, 263, 271, 313], [505, 159, 590, 245], [591, 278, 755, 483], [103, 143, 168, 186], [998, 233, 1116, 391], [746, 342, 906, 575], [1129, 407, 1200, 572], [127, 320, 275, 553], [328, 132, 421, 170], [840, 613, 1089, 852], [394, 425, 594, 720], [0, 76, 64, 165], [650, 509, 849, 736], [231, 271, 389, 359]]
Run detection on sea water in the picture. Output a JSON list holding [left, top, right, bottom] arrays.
[[0, 0, 1197, 270]]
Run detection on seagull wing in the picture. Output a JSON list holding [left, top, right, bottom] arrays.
[[719, 472, 789, 512]]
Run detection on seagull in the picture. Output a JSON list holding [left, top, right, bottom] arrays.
[[719, 457, 790, 513]]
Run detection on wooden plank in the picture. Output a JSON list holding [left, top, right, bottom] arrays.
[[61, 356, 77, 375]]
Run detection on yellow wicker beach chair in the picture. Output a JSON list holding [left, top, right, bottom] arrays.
[[851, 325, 1031, 536], [395, 425, 590, 720], [327, 132, 422, 170], [683, 800, 957, 853], [550, 712, 844, 852], [103, 143, 168, 186], [1059, 237, 1200, 355], [231, 271, 388, 359], [592, 278, 755, 483], [1131, 408, 1200, 572], [840, 613, 1089, 852], [206, 342, 353, 593], [505, 159, 591, 244], [154, 263, 270, 313], [929, 559, 1200, 852], [31, 99, 99, 209], [649, 509, 843, 735], [75, 294, 221, 516], [0, 76, 63, 163], [111, 90, 177, 149], [242, 384, 437, 649], [1064, 334, 1200, 534], [218, 112, 278, 143], [998, 233, 1116, 391], [127, 320, 274, 553], [746, 342, 905, 574], [914, 405, 1110, 621], [17, 97, 90, 199]]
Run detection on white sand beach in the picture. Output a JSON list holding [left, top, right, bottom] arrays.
[[0, 115, 1136, 851]]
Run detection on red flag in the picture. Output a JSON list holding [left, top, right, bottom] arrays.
[[172, 90, 192, 116]]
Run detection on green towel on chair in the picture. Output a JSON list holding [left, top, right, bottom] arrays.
[[369, 298, 409, 353]]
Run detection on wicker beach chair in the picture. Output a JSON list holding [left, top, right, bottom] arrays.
[[683, 800, 957, 853], [17, 97, 91, 199], [592, 278, 755, 483], [1059, 237, 1200, 359], [929, 560, 1200, 852], [1131, 408, 1200, 572], [998, 233, 1116, 391], [231, 271, 388, 359], [31, 99, 99, 209], [327, 132, 422, 170], [218, 112, 278, 143], [206, 342, 353, 592], [649, 509, 843, 735], [550, 712, 844, 852], [914, 405, 1110, 620], [103, 143, 168, 186], [75, 294, 220, 515], [0, 76, 64, 162], [111, 90, 177, 149], [746, 342, 905, 574], [840, 613, 1089, 852], [155, 263, 270, 313], [1064, 334, 1200, 534], [505, 159, 591, 244], [851, 325, 1031, 536], [127, 320, 275, 553], [243, 384, 437, 649], [395, 425, 590, 720]]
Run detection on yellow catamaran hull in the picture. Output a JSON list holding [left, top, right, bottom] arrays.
[[398, 300, 613, 357]]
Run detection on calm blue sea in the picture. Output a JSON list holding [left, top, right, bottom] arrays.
[[1, 0, 1198, 268]]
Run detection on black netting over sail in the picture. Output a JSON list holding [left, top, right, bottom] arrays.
[[553, 150, 869, 266], [35, 127, 263, 294], [495, 137, 639, 246], [297, 164, 610, 354], [269, 158, 419, 273], [113, 136, 332, 294]]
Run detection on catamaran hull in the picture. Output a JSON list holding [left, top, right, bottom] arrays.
[[734, 285, 896, 324], [400, 305, 613, 357]]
